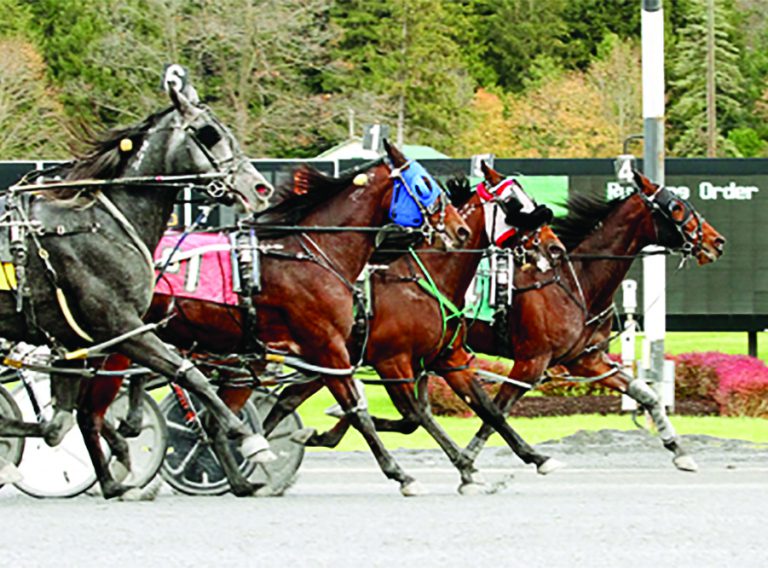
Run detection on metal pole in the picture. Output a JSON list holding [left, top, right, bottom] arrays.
[[748, 331, 758, 358], [642, 0, 667, 390], [706, 0, 717, 157]]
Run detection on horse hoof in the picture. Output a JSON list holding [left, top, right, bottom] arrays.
[[400, 480, 427, 497], [119, 487, 143, 502], [0, 461, 23, 484], [290, 427, 317, 445], [241, 434, 276, 463], [42, 411, 75, 447], [139, 476, 163, 501], [458, 482, 487, 496], [673, 455, 699, 472], [537, 458, 566, 475]]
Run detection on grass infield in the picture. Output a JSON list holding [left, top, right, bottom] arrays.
[[296, 332, 768, 451]]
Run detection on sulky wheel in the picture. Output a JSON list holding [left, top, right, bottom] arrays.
[[11, 374, 97, 498], [159, 388, 304, 496], [104, 389, 168, 491], [0, 384, 25, 490], [159, 387, 258, 495]]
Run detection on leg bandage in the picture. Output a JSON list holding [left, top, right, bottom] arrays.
[[628, 379, 677, 442]]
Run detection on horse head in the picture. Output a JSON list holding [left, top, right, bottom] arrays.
[[632, 170, 725, 265], [383, 139, 470, 248], [153, 66, 274, 213]]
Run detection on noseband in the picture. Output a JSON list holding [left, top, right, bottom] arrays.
[[178, 106, 251, 203], [641, 185, 705, 258]]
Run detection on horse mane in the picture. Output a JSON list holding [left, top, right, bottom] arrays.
[[256, 158, 386, 227], [36, 107, 174, 201], [550, 192, 625, 251], [67, 107, 174, 180]]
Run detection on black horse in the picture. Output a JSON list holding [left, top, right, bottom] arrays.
[[0, 72, 277, 497]]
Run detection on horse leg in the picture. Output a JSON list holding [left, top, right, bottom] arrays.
[[116, 375, 147, 438], [575, 354, 698, 472], [116, 331, 271, 494], [96, 353, 146, 439], [77, 377, 135, 499], [0, 416, 45, 437], [443, 367, 559, 472], [368, 377, 421, 434], [375, 357, 484, 491], [44, 360, 86, 446], [462, 357, 555, 472], [262, 380, 323, 441], [324, 376, 422, 496]]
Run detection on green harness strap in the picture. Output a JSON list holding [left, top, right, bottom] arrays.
[[409, 249, 467, 366]]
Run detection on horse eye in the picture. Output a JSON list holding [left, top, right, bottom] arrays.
[[196, 124, 222, 148], [670, 202, 685, 222]]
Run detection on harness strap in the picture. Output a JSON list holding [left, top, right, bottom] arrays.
[[409, 249, 466, 351], [55, 288, 94, 343], [95, 192, 154, 280]]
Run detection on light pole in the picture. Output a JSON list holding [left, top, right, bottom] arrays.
[[642, 0, 667, 390]]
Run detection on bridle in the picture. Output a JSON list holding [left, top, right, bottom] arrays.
[[639, 184, 705, 259], [174, 105, 255, 204], [388, 159, 450, 243]]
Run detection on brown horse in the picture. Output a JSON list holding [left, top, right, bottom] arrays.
[[77, 141, 471, 497], [261, 164, 569, 494], [461, 170, 726, 472]]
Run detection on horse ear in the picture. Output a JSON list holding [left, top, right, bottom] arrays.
[[164, 64, 200, 116], [168, 83, 196, 118], [632, 169, 656, 196], [383, 138, 406, 167], [481, 160, 502, 185]]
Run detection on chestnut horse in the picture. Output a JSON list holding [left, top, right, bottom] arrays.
[[258, 164, 569, 493], [78, 141, 471, 497], [461, 170, 726, 472]]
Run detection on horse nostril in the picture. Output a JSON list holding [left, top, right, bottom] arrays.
[[713, 236, 726, 253], [457, 226, 470, 242], [255, 184, 272, 196], [548, 243, 565, 258]]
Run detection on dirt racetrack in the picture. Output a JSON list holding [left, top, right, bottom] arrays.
[[1, 429, 766, 567]]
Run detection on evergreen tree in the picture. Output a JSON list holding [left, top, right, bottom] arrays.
[[471, 0, 568, 92], [327, 0, 474, 153], [558, 0, 639, 70], [25, 0, 113, 122], [667, 0, 745, 156]]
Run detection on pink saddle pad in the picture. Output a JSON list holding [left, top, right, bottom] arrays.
[[154, 231, 238, 306]]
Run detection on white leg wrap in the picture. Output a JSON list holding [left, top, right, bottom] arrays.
[[627, 379, 677, 442], [353, 378, 368, 411]]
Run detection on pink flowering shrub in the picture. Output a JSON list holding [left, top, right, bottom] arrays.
[[674, 352, 768, 418]]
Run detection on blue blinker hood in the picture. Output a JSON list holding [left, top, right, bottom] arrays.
[[389, 160, 442, 227]]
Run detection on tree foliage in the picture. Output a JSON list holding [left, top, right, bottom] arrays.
[[0, 0, 766, 159], [0, 38, 69, 158], [667, 0, 745, 156], [326, 0, 475, 153]]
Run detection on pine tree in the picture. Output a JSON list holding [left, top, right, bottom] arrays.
[[472, 0, 568, 92], [667, 0, 745, 156], [327, 0, 475, 153]]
